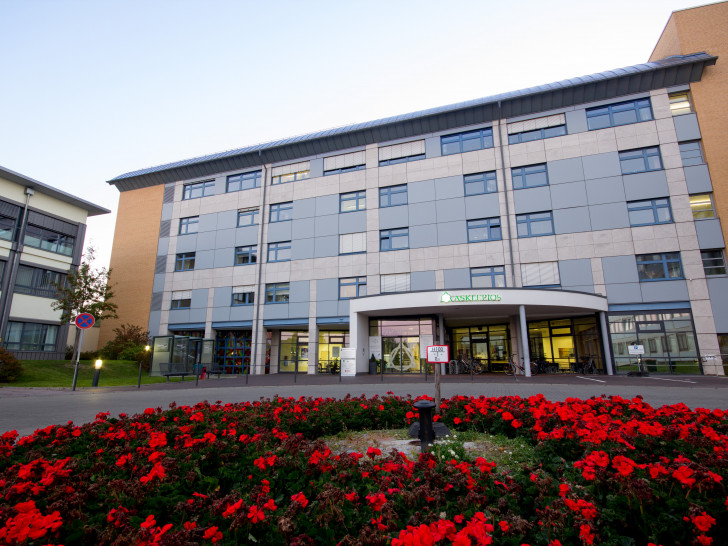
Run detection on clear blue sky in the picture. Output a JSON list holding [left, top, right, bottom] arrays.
[[0, 0, 703, 268]]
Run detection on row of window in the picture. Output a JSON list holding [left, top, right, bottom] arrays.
[[170, 248, 728, 310], [0, 215, 75, 257]]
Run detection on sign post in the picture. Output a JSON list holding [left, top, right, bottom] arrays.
[[340, 348, 357, 379], [427, 345, 449, 416], [72, 313, 95, 391], [627, 344, 648, 377]]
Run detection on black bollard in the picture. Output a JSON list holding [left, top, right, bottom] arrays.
[[413, 400, 436, 453]]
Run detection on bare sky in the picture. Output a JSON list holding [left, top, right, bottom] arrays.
[[0, 0, 704, 268]]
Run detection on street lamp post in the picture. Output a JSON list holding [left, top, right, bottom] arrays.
[[138, 345, 150, 388], [92, 359, 102, 388]]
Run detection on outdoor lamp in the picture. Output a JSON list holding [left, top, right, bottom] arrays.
[[138, 346, 151, 389], [92, 359, 102, 388]]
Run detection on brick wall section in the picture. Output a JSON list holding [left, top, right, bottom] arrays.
[[98, 185, 164, 347]]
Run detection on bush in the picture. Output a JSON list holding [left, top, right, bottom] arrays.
[[100, 324, 150, 360], [0, 348, 23, 382], [117, 344, 146, 362], [65, 345, 99, 361]]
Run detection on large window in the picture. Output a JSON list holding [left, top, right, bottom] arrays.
[[464, 171, 497, 196], [690, 194, 715, 219], [226, 171, 261, 192], [380, 228, 409, 251], [175, 252, 195, 271], [586, 98, 653, 130], [237, 208, 259, 226], [636, 252, 684, 281], [269, 202, 293, 223], [381, 273, 410, 293], [441, 128, 494, 155], [171, 291, 191, 310], [379, 185, 408, 208], [619, 147, 663, 174], [4, 322, 58, 352], [232, 286, 255, 306], [271, 162, 309, 185], [340, 191, 366, 213], [679, 141, 704, 166], [24, 225, 75, 256], [0, 261, 5, 283], [267, 241, 291, 262], [701, 250, 726, 276], [378, 140, 426, 166], [215, 330, 253, 374], [669, 91, 692, 116], [179, 216, 199, 235], [339, 276, 367, 299], [339, 232, 366, 255], [471, 266, 506, 288], [467, 218, 501, 242], [0, 214, 16, 241], [183, 180, 215, 200], [627, 198, 672, 227], [14, 265, 65, 298], [323, 151, 366, 176], [508, 125, 566, 144], [235, 245, 257, 265], [516, 211, 554, 238], [512, 164, 549, 189], [265, 283, 289, 303]]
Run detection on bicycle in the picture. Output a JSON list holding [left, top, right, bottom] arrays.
[[578, 357, 597, 375], [505, 354, 525, 376]]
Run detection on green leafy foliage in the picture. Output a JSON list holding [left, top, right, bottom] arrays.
[[100, 324, 150, 361], [0, 348, 23, 382]]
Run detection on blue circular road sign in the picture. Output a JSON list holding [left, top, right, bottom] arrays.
[[75, 313, 95, 329]]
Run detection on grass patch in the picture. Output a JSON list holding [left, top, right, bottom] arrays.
[[1, 360, 169, 388]]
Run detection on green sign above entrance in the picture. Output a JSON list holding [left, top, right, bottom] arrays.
[[440, 291, 502, 303]]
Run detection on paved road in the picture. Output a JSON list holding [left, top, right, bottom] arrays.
[[1, 373, 727, 438]]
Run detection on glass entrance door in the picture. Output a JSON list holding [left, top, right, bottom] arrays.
[[279, 331, 308, 373], [382, 337, 420, 373]]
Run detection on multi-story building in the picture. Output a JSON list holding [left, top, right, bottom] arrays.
[[0, 166, 110, 359], [104, 51, 726, 376]]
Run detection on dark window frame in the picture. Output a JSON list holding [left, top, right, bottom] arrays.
[[338, 276, 367, 299], [636, 252, 684, 282], [464, 171, 497, 196], [380, 228, 409, 251], [508, 125, 566, 144], [267, 241, 291, 262], [269, 202, 293, 223], [701, 249, 727, 277], [23, 225, 75, 256], [467, 217, 502, 242], [226, 171, 262, 193], [231, 291, 255, 306], [183, 180, 215, 200], [237, 208, 259, 227], [627, 198, 673, 227], [619, 147, 663, 175], [512, 163, 549, 189], [516, 211, 554, 238], [4, 321, 59, 352], [271, 170, 309, 185], [13, 265, 66, 298], [441, 128, 494, 155], [340, 191, 366, 213], [171, 296, 191, 310], [175, 252, 196, 272], [679, 141, 704, 166], [234, 245, 257, 265], [470, 266, 506, 288], [265, 283, 290, 304], [379, 185, 408, 208], [179, 216, 199, 235], [586, 98, 653, 130]]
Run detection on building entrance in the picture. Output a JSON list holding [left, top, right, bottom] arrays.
[[279, 331, 308, 373]]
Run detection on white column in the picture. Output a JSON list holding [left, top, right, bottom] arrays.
[[350, 311, 369, 373], [308, 320, 319, 375], [599, 312, 614, 375], [519, 305, 531, 377]]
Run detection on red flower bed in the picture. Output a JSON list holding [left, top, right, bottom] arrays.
[[0, 394, 725, 544]]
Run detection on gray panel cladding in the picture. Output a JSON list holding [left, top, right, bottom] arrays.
[[559, 259, 594, 288], [267, 221, 292, 242], [465, 193, 500, 219], [514, 186, 552, 214], [602, 255, 639, 284], [550, 182, 587, 209], [217, 210, 237, 230], [425, 137, 441, 159], [214, 286, 232, 308], [168, 309, 190, 323], [565, 110, 588, 134], [191, 288, 208, 308], [437, 221, 467, 246], [264, 303, 289, 320], [554, 207, 591, 234], [411, 270, 436, 291], [161, 203, 173, 221], [379, 205, 410, 230], [195, 250, 215, 270], [215, 229, 236, 249], [288, 303, 309, 318], [589, 203, 630, 231], [289, 280, 310, 303], [159, 220, 171, 238], [157, 237, 169, 257], [410, 202, 438, 226], [230, 305, 254, 321], [212, 307, 230, 322], [292, 218, 315, 240], [585, 177, 625, 205], [444, 268, 470, 289], [623, 170, 669, 201], [408, 180, 436, 203], [198, 213, 217, 232], [605, 282, 643, 303], [163, 184, 175, 203], [673, 113, 701, 141], [339, 211, 366, 233], [707, 277, 728, 331], [317, 300, 339, 317], [152, 273, 165, 293], [409, 224, 438, 248], [684, 164, 713, 194], [155, 255, 167, 274], [315, 215, 338, 237], [435, 176, 464, 200], [195, 231, 216, 252], [695, 218, 725, 249], [314, 236, 339, 258], [316, 278, 339, 301], [309, 158, 324, 179], [316, 194, 339, 216], [148, 311, 162, 337], [337, 300, 350, 316], [293, 198, 316, 219], [292, 238, 314, 260], [435, 198, 466, 221], [582, 152, 621, 180], [176, 234, 197, 253], [640, 280, 689, 302], [548, 157, 585, 184], [235, 226, 259, 246], [150, 292, 163, 311]]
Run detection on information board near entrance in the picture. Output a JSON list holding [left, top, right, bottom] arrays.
[[426, 345, 449, 363], [340, 348, 357, 376]]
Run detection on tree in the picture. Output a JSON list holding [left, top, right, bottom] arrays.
[[53, 246, 118, 364], [100, 324, 150, 360]]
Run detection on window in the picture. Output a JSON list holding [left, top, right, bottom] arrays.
[[339, 276, 367, 299], [4, 322, 58, 352], [0, 214, 16, 241], [379, 185, 407, 207], [679, 141, 704, 166], [271, 162, 310, 185], [380, 228, 409, 251], [516, 211, 554, 238], [339, 232, 366, 255], [512, 164, 549, 189], [183, 180, 215, 200], [23, 225, 74, 256], [464, 171, 497, 196], [14, 265, 65, 298], [0, 261, 4, 283], [378, 140, 426, 166], [690, 194, 715, 219], [381, 273, 410, 293], [508, 125, 566, 144], [323, 151, 366, 175], [269, 202, 293, 223], [521, 262, 560, 287], [175, 252, 195, 271], [237, 207, 259, 226], [619, 147, 663, 174], [226, 171, 261, 192], [467, 218, 501, 242], [235, 245, 257, 265], [586, 98, 653, 130], [627, 198, 672, 226], [265, 283, 289, 303], [179, 216, 199, 235], [636, 252, 684, 281], [441, 128, 494, 155], [471, 266, 506, 288], [701, 250, 727, 276], [340, 190, 366, 213], [171, 291, 191, 310], [232, 286, 255, 306], [267, 241, 291, 262], [669, 91, 692, 116]]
